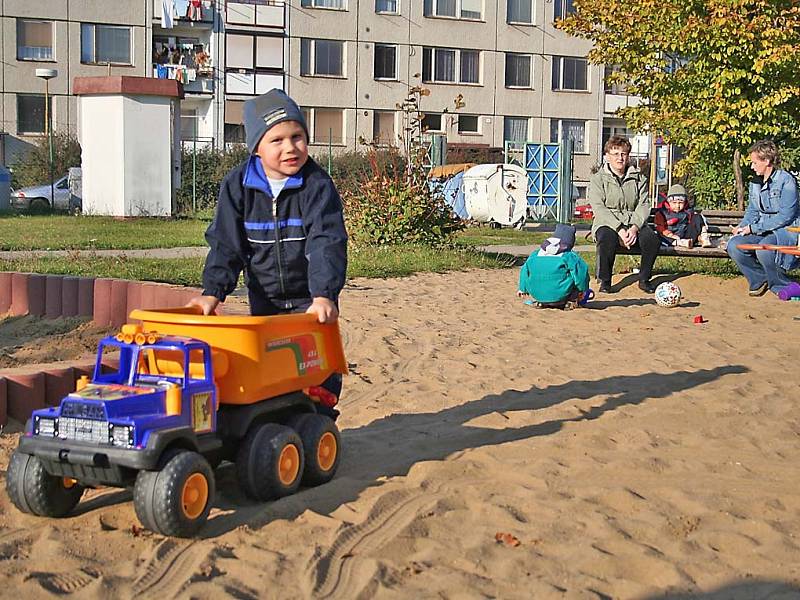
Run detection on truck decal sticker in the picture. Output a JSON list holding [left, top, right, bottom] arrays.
[[192, 392, 213, 433], [265, 333, 326, 375], [71, 383, 151, 400]]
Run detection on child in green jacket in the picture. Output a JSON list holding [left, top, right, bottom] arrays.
[[517, 223, 590, 309]]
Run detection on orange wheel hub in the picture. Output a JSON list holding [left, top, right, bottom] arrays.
[[278, 445, 300, 485], [181, 473, 209, 519], [317, 432, 337, 472]]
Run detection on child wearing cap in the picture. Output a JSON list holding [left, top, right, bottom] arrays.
[[655, 184, 712, 248], [517, 223, 590, 310], [188, 88, 348, 417]]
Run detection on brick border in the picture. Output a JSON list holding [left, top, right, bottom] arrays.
[[0, 273, 206, 426]]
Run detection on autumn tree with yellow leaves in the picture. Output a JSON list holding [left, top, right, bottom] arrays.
[[557, 0, 800, 209]]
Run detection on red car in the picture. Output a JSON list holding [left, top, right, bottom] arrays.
[[573, 203, 593, 220]]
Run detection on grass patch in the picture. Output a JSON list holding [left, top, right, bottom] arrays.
[[0, 245, 512, 285], [455, 226, 550, 247], [0, 214, 208, 250]]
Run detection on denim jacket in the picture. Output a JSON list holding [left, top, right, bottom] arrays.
[[740, 168, 799, 235], [739, 168, 799, 270]]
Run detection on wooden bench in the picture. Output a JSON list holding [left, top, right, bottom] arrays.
[[611, 209, 745, 258]]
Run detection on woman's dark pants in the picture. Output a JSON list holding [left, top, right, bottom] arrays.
[[595, 225, 660, 285]]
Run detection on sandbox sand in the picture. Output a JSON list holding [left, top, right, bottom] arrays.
[[0, 269, 798, 599]]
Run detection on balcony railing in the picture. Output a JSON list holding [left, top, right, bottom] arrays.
[[154, 65, 215, 93], [155, 0, 215, 24]]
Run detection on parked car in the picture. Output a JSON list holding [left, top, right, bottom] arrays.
[[10, 174, 81, 212], [573, 202, 593, 221]]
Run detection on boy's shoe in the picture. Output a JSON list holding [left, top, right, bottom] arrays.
[[638, 280, 656, 293], [748, 282, 769, 297], [562, 300, 579, 311], [676, 238, 693, 248], [698, 231, 713, 248]]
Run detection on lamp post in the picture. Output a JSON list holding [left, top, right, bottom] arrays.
[[35, 68, 57, 209]]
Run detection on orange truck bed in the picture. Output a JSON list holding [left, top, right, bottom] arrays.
[[129, 307, 347, 406]]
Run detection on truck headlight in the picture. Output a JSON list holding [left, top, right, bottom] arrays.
[[109, 424, 133, 447], [34, 416, 57, 437]]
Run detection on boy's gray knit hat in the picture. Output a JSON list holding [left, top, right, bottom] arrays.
[[667, 184, 688, 198], [243, 88, 309, 154]]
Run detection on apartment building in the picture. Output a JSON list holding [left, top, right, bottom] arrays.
[[0, 0, 641, 190]]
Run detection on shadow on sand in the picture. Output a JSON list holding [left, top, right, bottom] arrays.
[[201, 364, 748, 537]]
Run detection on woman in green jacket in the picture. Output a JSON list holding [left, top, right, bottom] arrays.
[[588, 136, 660, 294]]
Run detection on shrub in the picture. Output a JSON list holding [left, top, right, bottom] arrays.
[[684, 158, 737, 210], [176, 144, 249, 215], [342, 154, 463, 247], [11, 131, 82, 189]]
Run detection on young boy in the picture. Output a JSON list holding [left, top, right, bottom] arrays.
[[188, 88, 348, 414], [517, 223, 590, 309], [655, 184, 712, 248]]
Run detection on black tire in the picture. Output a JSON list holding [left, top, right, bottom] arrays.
[[29, 198, 50, 213], [235, 423, 304, 501], [287, 414, 341, 487], [132, 450, 214, 538], [6, 451, 84, 518]]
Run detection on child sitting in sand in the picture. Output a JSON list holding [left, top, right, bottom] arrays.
[[655, 184, 712, 248], [517, 223, 590, 310]]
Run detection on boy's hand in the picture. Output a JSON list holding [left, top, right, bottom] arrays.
[[186, 295, 220, 316], [307, 297, 338, 323]]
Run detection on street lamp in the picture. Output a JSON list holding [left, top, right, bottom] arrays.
[[35, 68, 57, 210]]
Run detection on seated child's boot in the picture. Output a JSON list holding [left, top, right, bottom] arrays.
[[698, 228, 713, 248], [676, 238, 693, 248]]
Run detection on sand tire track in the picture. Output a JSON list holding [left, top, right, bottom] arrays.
[[131, 538, 207, 597]]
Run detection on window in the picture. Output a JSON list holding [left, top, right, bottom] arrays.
[[300, 39, 344, 77], [422, 113, 442, 132], [422, 48, 480, 84], [376, 0, 399, 12], [224, 100, 246, 144], [17, 94, 49, 134], [458, 115, 479, 134], [17, 20, 53, 61], [301, 0, 346, 9], [424, 0, 482, 20], [81, 24, 132, 65], [552, 56, 588, 91], [181, 108, 198, 140], [550, 119, 586, 152], [505, 53, 531, 88], [376, 0, 398, 11], [553, 0, 575, 20], [302, 108, 344, 144], [507, 0, 532, 23], [374, 44, 397, 80], [226, 34, 283, 69], [373, 111, 395, 144], [503, 116, 528, 142]]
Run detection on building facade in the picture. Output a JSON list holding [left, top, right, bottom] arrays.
[[0, 0, 644, 192]]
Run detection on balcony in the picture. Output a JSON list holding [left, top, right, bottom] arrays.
[[155, 0, 215, 26], [604, 93, 642, 115], [154, 64, 215, 94]]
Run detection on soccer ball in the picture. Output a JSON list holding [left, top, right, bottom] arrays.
[[654, 281, 682, 307]]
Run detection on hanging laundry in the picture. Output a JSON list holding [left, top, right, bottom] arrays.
[[187, 0, 203, 20], [162, 0, 175, 28]]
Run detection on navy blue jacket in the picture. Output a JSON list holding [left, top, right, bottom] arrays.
[[202, 156, 348, 308]]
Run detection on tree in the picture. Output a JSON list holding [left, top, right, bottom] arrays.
[[557, 0, 800, 209]]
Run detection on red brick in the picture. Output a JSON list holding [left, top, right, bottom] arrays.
[[62, 276, 79, 317], [44, 368, 74, 406], [77, 277, 94, 317], [0, 272, 12, 314], [93, 278, 113, 326], [45, 275, 63, 319], [10, 272, 29, 316], [110, 279, 129, 327], [27, 274, 45, 317], [126, 281, 142, 317], [6, 373, 46, 423]]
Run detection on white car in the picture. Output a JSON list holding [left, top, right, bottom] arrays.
[[11, 174, 81, 212]]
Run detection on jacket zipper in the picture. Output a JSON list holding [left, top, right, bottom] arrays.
[[272, 196, 287, 299]]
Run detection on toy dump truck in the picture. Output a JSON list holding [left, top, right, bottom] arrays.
[[6, 307, 347, 537]]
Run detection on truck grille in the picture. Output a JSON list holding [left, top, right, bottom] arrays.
[[58, 417, 108, 444]]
